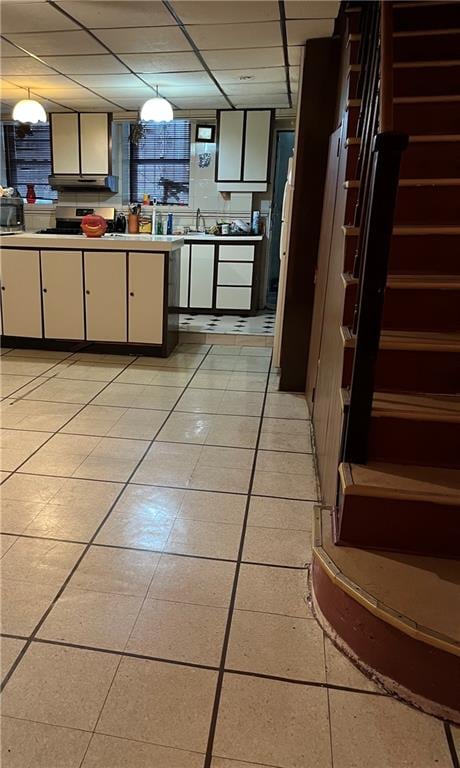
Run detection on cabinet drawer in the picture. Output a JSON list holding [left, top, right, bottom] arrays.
[[216, 286, 252, 310], [218, 262, 253, 286], [218, 244, 255, 262]]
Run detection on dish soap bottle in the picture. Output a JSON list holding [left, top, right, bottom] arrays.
[[156, 213, 163, 235]]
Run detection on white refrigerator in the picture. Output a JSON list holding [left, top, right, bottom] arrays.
[[273, 157, 294, 368]]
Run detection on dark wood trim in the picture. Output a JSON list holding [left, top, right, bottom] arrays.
[[280, 36, 341, 391], [240, 111, 248, 182]]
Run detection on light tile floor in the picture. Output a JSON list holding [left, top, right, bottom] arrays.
[[0, 343, 458, 768]]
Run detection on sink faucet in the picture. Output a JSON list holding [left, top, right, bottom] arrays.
[[195, 208, 206, 232]]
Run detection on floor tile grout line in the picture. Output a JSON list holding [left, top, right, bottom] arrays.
[[323, 631, 336, 768], [202, 349, 274, 768], [0, 351, 78, 402], [445, 722, 460, 768]]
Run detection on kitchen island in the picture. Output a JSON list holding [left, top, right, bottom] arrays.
[[0, 233, 183, 357]]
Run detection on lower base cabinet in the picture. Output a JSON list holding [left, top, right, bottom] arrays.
[[216, 286, 252, 310], [42, 250, 84, 339], [84, 250, 127, 342], [0, 249, 42, 337], [128, 251, 164, 344], [189, 244, 214, 308]]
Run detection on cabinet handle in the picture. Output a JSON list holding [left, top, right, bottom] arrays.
[[1, 286, 5, 291], [43, 288, 47, 293], [86, 289, 90, 294], [129, 292, 134, 297]]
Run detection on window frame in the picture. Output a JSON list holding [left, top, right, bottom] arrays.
[[3, 122, 56, 202]]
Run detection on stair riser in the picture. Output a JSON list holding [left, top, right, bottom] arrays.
[[344, 234, 460, 275], [368, 417, 460, 469], [344, 282, 460, 332], [346, 186, 460, 226], [394, 3, 460, 33], [348, 101, 460, 137], [336, 495, 460, 557], [343, 347, 460, 393], [394, 65, 460, 98], [347, 69, 360, 99], [347, 141, 460, 179], [394, 32, 460, 62]]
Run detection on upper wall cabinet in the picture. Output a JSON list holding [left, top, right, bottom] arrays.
[[216, 109, 273, 192], [50, 112, 111, 175]]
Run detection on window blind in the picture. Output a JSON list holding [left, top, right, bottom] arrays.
[[3, 123, 56, 200], [130, 120, 191, 205]]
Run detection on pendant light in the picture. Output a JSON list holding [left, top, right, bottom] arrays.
[[140, 85, 173, 123], [12, 88, 47, 124]]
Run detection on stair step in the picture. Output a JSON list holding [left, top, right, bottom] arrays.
[[343, 272, 460, 333], [394, 61, 460, 97], [347, 96, 460, 137], [342, 391, 460, 469], [346, 135, 460, 180], [337, 461, 460, 556], [394, 29, 460, 62], [393, 3, 460, 34], [343, 226, 460, 275], [345, 178, 460, 226], [341, 327, 460, 393]]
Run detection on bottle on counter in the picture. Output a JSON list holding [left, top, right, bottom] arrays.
[[166, 213, 173, 235], [156, 213, 164, 235], [138, 206, 153, 234], [251, 210, 260, 235]]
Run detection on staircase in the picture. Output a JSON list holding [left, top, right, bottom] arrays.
[[337, 0, 460, 558]]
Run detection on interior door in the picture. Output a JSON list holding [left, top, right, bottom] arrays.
[[84, 250, 127, 342], [41, 250, 84, 339], [128, 251, 164, 344], [0, 249, 42, 337]]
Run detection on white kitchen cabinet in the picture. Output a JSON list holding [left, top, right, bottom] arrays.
[[216, 286, 252, 310], [41, 250, 84, 340], [128, 251, 163, 344], [0, 249, 42, 337], [84, 251, 126, 342], [179, 244, 190, 308], [216, 109, 272, 191], [218, 262, 253, 286], [51, 112, 110, 175], [51, 113, 80, 174], [80, 113, 110, 175], [189, 244, 215, 308], [218, 244, 255, 262]]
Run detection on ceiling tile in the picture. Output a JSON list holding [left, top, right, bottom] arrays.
[[290, 65, 300, 82], [93, 88, 153, 100], [172, 1, 279, 24], [224, 81, 289, 95], [0, 2, 79, 33], [4, 31, 107, 56], [285, 1, 340, 19], [41, 55, 130, 75], [69, 73, 145, 89], [0, 57, 58, 76], [203, 47, 284, 70], [0, 39, 27, 57], [173, 95, 228, 108], [286, 18, 335, 45], [159, 84, 221, 98], [58, 1, 176, 28], [141, 71, 210, 86], [94, 26, 190, 54], [118, 52, 200, 73], [288, 45, 304, 65], [189, 21, 282, 50], [235, 94, 289, 108], [2, 74, 75, 89], [214, 67, 286, 84]]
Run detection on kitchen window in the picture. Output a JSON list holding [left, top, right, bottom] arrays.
[[129, 120, 191, 205], [3, 123, 56, 201]]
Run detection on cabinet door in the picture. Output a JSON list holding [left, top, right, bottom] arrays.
[[189, 244, 215, 308], [80, 113, 109, 175], [128, 251, 164, 345], [243, 110, 271, 182], [41, 250, 84, 340], [0, 249, 42, 337], [51, 113, 79, 174], [84, 251, 126, 342], [217, 111, 244, 181], [179, 244, 190, 308]]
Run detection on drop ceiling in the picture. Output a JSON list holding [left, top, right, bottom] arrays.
[[0, 0, 339, 116]]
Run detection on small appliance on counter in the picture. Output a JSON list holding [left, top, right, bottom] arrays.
[[37, 205, 116, 235], [114, 212, 127, 232], [81, 213, 107, 238], [0, 192, 25, 234]]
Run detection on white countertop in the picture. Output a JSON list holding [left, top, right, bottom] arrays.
[[1, 233, 184, 251], [184, 234, 263, 242]]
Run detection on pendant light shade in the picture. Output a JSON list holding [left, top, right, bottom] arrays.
[[140, 86, 173, 122], [12, 89, 47, 124]]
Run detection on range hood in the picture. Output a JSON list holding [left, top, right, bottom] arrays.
[[48, 175, 118, 193]]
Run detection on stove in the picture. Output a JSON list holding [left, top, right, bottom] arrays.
[[38, 205, 116, 235]]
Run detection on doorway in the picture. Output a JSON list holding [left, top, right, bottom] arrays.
[[266, 130, 295, 308]]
